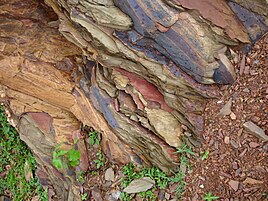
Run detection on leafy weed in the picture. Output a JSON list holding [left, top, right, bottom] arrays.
[[94, 151, 105, 169], [176, 142, 195, 156], [201, 150, 209, 161], [204, 192, 219, 201], [81, 192, 88, 201], [88, 131, 100, 145], [52, 144, 81, 169]]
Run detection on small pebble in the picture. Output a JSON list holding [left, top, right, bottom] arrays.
[[249, 142, 259, 148], [251, 116, 260, 123], [214, 141, 219, 149], [235, 168, 241, 176], [242, 88, 250, 93], [244, 66, 250, 74], [239, 149, 247, 157], [237, 128, 243, 136], [230, 112, 236, 120], [228, 180, 240, 191], [224, 136, 230, 144], [198, 176, 206, 181], [165, 193, 171, 200], [232, 162, 238, 169], [230, 140, 239, 149], [184, 131, 192, 137], [263, 144, 268, 153]]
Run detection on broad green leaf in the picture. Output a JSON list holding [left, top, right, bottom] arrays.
[[52, 158, 63, 169], [69, 160, 79, 167], [89, 138, 95, 145], [55, 149, 67, 157], [67, 149, 80, 162]]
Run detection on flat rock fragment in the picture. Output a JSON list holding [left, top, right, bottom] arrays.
[[123, 177, 155, 194], [228, 179, 239, 191], [105, 168, 115, 181], [243, 121, 268, 141], [243, 177, 264, 185], [218, 99, 232, 116]]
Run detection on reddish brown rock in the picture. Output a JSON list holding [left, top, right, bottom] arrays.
[[228, 179, 240, 191]]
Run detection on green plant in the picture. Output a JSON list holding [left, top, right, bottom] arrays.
[[68, 148, 81, 167], [168, 168, 187, 197], [94, 151, 105, 168], [121, 163, 135, 188], [120, 163, 186, 200], [174, 142, 196, 197], [88, 131, 100, 145], [180, 155, 190, 169], [139, 167, 169, 189], [90, 171, 99, 175], [138, 190, 155, 201], [0, 106, 47, 200], [37, 186, 48, 201], [204, 192, 219, 201], [52, 145, 81, 169], [201, 150, 209, 161], [81, 192, 88, 200], [176, 143, 195, 156], [77, 171, 85, 183], [52, 145, 68, 169], [120, 192, 133, 201], [120, 143, 195, 200], [121, 163, 169, 190]]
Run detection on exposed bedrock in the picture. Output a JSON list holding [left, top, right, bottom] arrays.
[[0, 0, 267, 200]]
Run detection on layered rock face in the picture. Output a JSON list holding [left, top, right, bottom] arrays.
[[0, 0, 267, 200]]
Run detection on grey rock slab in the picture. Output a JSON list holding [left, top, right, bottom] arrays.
[[230, 140, 239, 149], [243, 121, 268, 141], [123, 177, 155, 194], [105, 167, 115, 181], [218, 98, 232, 116]]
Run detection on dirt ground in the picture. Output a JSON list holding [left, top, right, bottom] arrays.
[[183, 34, 268, 200]]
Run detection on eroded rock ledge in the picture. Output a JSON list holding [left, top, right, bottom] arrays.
[[0, 0, 267, 200]]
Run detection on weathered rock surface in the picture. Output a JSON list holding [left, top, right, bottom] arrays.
[[0, 0, 267, 200]]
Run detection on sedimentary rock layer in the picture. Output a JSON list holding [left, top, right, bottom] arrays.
[[0, 0, 267, 200]]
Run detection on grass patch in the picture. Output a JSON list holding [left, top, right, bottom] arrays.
[[120, 142, 194, 200], [203, 192, 219, 201], [200, 150, 209, 161], [0, 106, 48, 200]]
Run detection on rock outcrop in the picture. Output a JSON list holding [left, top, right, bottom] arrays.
[[0, 0, 267, 200]]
